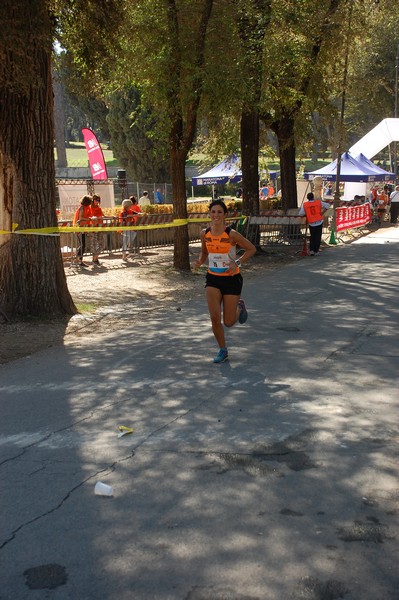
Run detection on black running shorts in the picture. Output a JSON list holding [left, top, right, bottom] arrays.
[[205, 272, 243, 296]]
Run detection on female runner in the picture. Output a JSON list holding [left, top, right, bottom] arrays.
[[193, 199, 256, 363]]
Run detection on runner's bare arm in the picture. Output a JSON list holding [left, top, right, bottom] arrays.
[[229, 230, 256, 265], [192, 229, 209, 269]]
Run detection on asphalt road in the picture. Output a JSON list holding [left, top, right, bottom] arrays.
[[1, 227, 399, 600]]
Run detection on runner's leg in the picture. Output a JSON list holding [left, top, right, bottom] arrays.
[[222, 294, 241, 327], [206, 286, 226, 348]]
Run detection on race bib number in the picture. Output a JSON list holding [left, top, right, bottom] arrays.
[[208, 253, 230, 273]]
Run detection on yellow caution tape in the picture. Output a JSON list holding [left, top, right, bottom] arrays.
[[0, 216, 245, 236]]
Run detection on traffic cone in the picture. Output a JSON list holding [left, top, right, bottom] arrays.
[[301, 234, 309, 256], [301, 241, 309, 256], [329, 227, 338, 245]]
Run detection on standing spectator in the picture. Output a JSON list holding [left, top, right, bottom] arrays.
[[324, 182, 333, 197], [139, 190, 151, 205], [389, 184, 399, 225], [376, 187, 388, 225], [260, 183, 269, 199], [90, 194, 104, 266], [129, 195, 142, 254], [129, 195, 142, 216], [154, 188, 164, 204], [370, 184, 379, 206], [73, 195, 92, 267], [119, 198, 140, 261], [299, 192, 330, 256]]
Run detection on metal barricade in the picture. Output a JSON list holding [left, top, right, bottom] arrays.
[[59, 217, 120, 266], [59, 220, 78, 265], [246, 210, 333, 248], [101, 216, 123, 254], [248, 211, 307, 247]]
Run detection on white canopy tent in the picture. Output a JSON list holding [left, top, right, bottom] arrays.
[[191, 155, 242, 186], [349, 118, 399, 159]]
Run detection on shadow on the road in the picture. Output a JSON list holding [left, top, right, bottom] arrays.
[[1, 238, 398, 599]]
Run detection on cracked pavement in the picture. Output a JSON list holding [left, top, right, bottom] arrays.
[[0, 227, 399, 599]]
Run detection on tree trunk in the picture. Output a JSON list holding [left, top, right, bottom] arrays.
[[170, 145, 190, 271], [165, 0, 214, 272], [0, 1, 76, 318], [236, 0, 272, 245], [240, 109, 260, 216], [240, 109, 260, 246], [271, 115, 298, 211], [53, 70, 68, 168]]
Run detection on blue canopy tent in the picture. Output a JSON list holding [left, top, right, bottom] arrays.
[[304, 152, 394, 182], [355, 153, 395, 180], [191, 154, 279, 187]]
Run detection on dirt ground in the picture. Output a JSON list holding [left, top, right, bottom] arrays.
[[0, 245, 303, 365]]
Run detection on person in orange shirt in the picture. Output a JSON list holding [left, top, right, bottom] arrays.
[[193, 199, 256, 363], [119, 197, 141, 261], [370, 184, 379, 206], [73, 195, 92, 267], [90, 194, 104, 265], [127, 195, 142, 255], [298, 192, 330, 255], [129, 195, 142, 218], [376, 187, 388, 225]]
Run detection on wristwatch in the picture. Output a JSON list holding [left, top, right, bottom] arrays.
[[235, 258, 242, 267]]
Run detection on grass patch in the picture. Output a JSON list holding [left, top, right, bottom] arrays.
[[59, 142, 333, 174], [187, 152, 333, 173], [76, 302, 98, 313], [56, 142, 117, 168]]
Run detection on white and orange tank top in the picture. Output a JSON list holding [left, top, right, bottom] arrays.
[[205, 226, 239, 276]]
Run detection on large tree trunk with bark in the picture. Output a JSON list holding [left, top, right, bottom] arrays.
[[0, 0, 76, 318], [271, 115, 298, 211], [240, 109, 260, 246], [170, 145, 190, 271], [240, 110, 260, 217], [165, 0, 214, 272], [53, 70, 68, 169], [236, 0, 272, 246]]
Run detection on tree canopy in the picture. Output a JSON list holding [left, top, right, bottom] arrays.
[[1, 0, 398, 318]]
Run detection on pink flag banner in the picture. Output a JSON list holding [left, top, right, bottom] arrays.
[[82, 128, 108, 180], [336, 204, 372, 232]]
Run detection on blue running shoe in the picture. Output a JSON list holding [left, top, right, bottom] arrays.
[[238, 299, 248, 324], [213, 348, 228, 363]]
